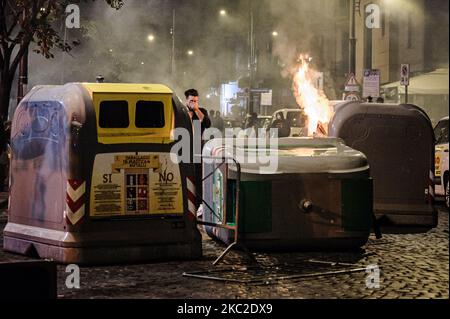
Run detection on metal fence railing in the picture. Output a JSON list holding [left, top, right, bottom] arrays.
[[196, 154, 256, 266]]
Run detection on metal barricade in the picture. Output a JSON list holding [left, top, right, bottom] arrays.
[[196, 154, 255, 265]]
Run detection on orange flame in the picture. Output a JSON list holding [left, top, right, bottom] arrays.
[[292, 54, 333, 136]]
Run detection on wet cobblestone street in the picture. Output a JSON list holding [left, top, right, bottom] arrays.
[[1, 201, 448, 299]]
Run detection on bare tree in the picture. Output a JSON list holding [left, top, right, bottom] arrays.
[[0, 0, 123, 190], [0, 0, 123, 121]]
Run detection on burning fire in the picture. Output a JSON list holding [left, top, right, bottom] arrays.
[[292, 54, 333, 136]]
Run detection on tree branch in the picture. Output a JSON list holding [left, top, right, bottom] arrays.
[[9, 28, 33, 75], [6, 10, 20, 37]]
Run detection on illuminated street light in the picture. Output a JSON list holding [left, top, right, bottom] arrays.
[[187, 50, 194, 56], [272, 31, 278, 37], [141, 61, 145, 65], [219, 9, 227, 16], [147, 34, 155, 42]]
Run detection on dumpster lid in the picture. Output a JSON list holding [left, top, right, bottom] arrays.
[[203, 137, 369, 174], [81, 83, 173, 95]]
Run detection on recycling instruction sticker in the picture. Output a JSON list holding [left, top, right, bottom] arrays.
[[90, 153, 183, 217]]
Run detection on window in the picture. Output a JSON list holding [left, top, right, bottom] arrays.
[[434, 119, 449, 145], [99, 101, 129, 128], [135, 101, 165, 128]]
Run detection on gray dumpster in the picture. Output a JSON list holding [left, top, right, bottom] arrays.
[[329, 102, 437, 226], [4, 83, 201, 264], [201, 137, 373, 251]]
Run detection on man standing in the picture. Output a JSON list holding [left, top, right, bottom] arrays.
[[270, 112, 290, 138], [244, 112, 259, 138], [184, 89, 211, 213]]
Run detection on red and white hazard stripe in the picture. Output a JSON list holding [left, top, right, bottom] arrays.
[[186, 176, 197, 220], [212, 146, 225, 157], [66, 179, 86, 225], [428, 170, 435, 204]]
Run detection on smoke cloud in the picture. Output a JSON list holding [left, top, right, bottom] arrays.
[[22, 0, 449, 117], [27, 0, 251, 105]]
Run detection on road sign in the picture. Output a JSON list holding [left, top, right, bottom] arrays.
[[400, 64, 410, 86], [363, 69, 380, 98], [344, 92, 360, 101], [345, 73, 360, 92], [261, 91, 273, 106]]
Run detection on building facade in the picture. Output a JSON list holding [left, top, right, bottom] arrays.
[[354, 0, 448, 123]]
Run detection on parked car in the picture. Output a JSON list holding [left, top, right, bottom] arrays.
[[236, 114, 273, 138], [256, 115, 272, 130], [434, 116, 449, 208]]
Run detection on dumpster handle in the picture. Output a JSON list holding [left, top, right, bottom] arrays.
[[197, 155, 256, 266]]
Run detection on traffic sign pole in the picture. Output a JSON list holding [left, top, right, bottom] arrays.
[[405, 85, 408, 104], [400, 64, 410, 105]]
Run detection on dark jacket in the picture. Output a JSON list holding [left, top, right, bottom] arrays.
[[189, 107, 211, 136]]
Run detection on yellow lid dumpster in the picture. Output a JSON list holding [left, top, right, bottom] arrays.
[[4, 83, 201, 264]]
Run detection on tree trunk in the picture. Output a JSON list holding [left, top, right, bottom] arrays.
[[0, 69, 13, 123], [0, 67, 12, 192]]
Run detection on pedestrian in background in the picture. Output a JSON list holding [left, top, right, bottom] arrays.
[[270, 112, 290, 138], [241, 112, 259, 138], [209, 110, 215, 126], [214, 111, 225, 133]]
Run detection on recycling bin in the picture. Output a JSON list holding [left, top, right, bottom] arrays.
[[4, 83, 201, 264], [202, 137, 373, 251], [329, 102, 437, 226]]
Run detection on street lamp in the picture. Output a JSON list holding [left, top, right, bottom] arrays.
[[272, 31, 278, 37], [170, 9, 176, 78], [147, 34, 155, 42], [248, 0, 255, 114], [349, 0, 356, 75], [219, 9, 227, 16], [187, 50, 194, 56]]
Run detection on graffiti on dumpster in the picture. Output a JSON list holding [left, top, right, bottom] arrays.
[[90, 153, 183, 217]]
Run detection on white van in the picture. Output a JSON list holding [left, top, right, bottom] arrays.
[[434, 116, 449, 208]]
